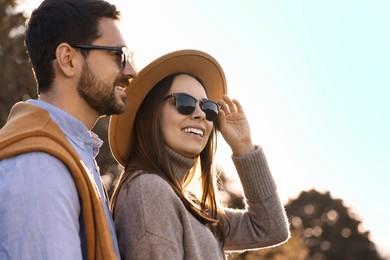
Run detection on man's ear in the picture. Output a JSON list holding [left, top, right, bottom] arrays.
[[54, 43, 81, 77]]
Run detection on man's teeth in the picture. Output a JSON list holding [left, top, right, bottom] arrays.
[[183, 128, 204, 137], [116, 86, 124, 91]]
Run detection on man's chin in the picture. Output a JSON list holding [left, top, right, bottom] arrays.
[[115, 106, 126, 115], [116, 91, 127, 112], [111, 101, 126, 115]]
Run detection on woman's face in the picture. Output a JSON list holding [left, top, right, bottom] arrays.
[[159, 74, 214, 158]]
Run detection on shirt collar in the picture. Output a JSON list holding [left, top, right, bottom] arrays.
[[27, 100, 103, 157]]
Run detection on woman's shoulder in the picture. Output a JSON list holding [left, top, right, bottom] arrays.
[[132, 172, 172, 188], [121, 172, 179, 203], [116, 172, 185, 224]]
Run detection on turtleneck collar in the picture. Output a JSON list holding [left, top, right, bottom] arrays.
[[166, 146, 196, 183]]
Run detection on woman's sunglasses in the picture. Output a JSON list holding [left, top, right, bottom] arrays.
[[164, 93, 220, 122]]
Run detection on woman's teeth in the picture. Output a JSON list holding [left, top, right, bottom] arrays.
[[182, 127, 204, 137]]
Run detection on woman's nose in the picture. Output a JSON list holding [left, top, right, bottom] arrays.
[[190, 103, 206, 120]]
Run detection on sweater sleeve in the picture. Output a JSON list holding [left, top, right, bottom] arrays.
[[222, 145, 290, 251]]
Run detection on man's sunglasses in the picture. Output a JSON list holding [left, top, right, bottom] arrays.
[[70, 44, 133, 70], [164, 93, 220, 122]]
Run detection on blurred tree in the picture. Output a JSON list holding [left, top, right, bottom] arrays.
[[0, 0, 36, 126], [224, 188, 384, 260], [0, 0, 120, 186], [285, 189, 383, 260]]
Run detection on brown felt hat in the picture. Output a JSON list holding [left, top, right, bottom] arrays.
[[109, 49, 227, 166]]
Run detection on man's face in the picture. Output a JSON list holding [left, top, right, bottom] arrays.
[[77, 61, 129, 116], [76, 18, 137, 116]]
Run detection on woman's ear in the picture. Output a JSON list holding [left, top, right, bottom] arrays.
[[54, 43, 81, 77]]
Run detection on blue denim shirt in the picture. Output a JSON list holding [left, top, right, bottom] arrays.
[[0, 100, 120, 259]]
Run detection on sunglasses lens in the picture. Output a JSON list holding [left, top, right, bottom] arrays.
[[120, 47, 133, 70], [121, 53, 126, 69], [170, 93, 219, 121], [176, 94, 196, 115], [201, 101, 219, 121], [120, 48, 127, 69]]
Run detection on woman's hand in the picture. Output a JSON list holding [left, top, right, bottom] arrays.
[[217, 95, 255, 156]]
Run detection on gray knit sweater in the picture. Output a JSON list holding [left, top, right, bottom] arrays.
[[114, 146, 289, 259]]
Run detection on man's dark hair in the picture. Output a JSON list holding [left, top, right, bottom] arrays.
[[25, 0, 121, 93]]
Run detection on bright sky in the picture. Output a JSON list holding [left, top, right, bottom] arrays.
[[22, 0, 390, 257]]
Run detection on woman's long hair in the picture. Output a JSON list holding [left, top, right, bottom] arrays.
[[110, 73, 229, 242]]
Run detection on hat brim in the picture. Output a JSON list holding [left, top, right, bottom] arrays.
[[109, 49, 227, 166]]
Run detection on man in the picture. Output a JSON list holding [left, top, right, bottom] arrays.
[[0, 0, 137, 259]]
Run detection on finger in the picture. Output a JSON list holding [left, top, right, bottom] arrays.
[[223, 95, 237, 113], [232, 98, 244, 113], [217, 109, 226, 129], [218, 96, 231, 114], [218, 99, 228, 114]]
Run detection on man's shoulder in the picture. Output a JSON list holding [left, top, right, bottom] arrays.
[[0, 102, 61, 146], [0, 151, 71, 180], [0, 102, 77, 165]]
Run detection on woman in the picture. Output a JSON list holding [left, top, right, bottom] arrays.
[[109, 50, 290, 259]]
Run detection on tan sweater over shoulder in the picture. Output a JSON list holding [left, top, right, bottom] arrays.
[[0, 102, 117, 260]]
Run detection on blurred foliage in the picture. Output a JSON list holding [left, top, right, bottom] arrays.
[[284, 189, 383, 260], [0, 2, 385, 259], [0, 0, 36, 124], [225, 188, 384, 260]]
